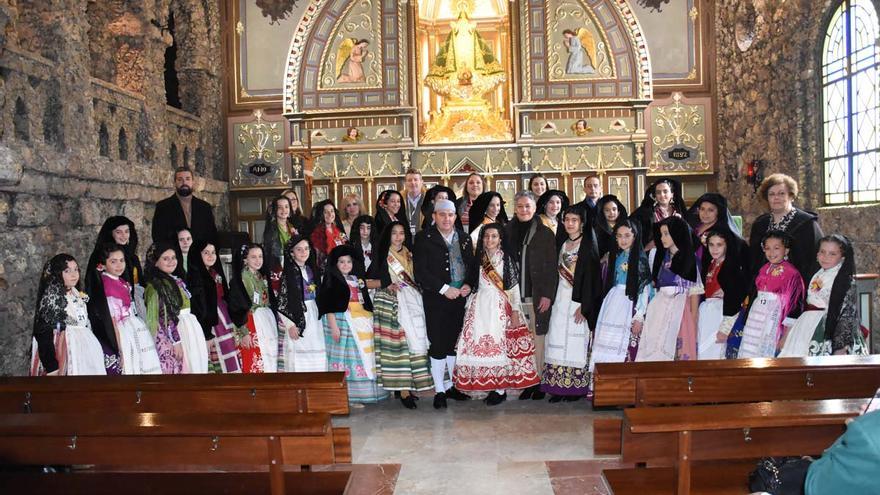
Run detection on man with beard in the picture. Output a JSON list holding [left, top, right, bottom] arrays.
[[505, 191, 558, 400], [413, 199, 474, 409], [152, 167, 218, 243]]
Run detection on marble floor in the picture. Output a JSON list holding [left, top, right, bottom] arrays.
[[333, 394, 624, 494]]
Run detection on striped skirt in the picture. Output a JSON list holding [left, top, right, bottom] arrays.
[[323, 309, 388, 404], [372, 289, 433, 392]]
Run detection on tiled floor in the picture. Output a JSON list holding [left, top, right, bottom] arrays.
[[333, 393, 624, 494]]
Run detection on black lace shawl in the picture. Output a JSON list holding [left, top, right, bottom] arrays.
[[467, 223, 520, 292], [86, 216, 143, 300], [467, 192, 509, 233], [593, 195, 628, 259], [276, 235, 319, 332], [604, 219, 652, 302], [631, 178, 687, 247], [652, 216, 698, 283], [32, 254, 77, 373]]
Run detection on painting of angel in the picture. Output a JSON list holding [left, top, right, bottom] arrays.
[[562, 28, 596, 75], [336, 38, 369, 83]]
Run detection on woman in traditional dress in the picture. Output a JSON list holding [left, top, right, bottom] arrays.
[[176, 228, 194, 274], [529, 174, 548, 198], [310, 199, 348, 269], [420, 185, 461, 231], [637, 216, 703, 361], [340, 193, 363, 239], [686, 193, 749, 277], [542, 207, 601, 402], [631, 178, 687, 251], [277, 235, 327, 372], [453, 223, 540, 406], [696, 230, 748, 360], [86, 243, 158, 375], [537, 189, 570, 248], [189, 240, 242, 373], [31, 254, 106, 376], [593, 195, 628, 262], [144, 241, 209, 374], [367, 221, 433, 409], [456, 173, 484, 231], [734, 231, 805, 358], [349, 214, 375, 278], [467, 191, 509, 248], [374, 190, 411, 248], [319, 245, 388, 405], [778, 235, 867, 357], [228, 243, 278, 373], [281, 189, 307, 234], [86, 216, 146, 321], [590, 220, 652, 370]]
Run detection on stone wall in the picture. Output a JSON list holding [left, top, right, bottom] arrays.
[[715, 0, 880, 351], [0, 0, 228, 375]]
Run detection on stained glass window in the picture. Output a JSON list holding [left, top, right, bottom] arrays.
[[822, 0, 880, 204]]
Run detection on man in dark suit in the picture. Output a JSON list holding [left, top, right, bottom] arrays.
[[573, 174, 602, 222], [413, 198, 474, 409], [403, 168, 425, 237], [505, 191, 558, 400], [152, 167, 217, 244]]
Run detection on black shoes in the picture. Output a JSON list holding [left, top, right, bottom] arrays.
[[532, 389, 546, 400], [563, 395, 582, 402], [485, 391, 507, 406], [519, 384, 544, 400], [400, 394, 417, 409], [548, 394, 564, 403], [433, 392, 447, 409], [518, 386, 534, 400], [445, 386, 471, 401]]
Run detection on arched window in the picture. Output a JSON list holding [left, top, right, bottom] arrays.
[[822, 0, 880, 204]]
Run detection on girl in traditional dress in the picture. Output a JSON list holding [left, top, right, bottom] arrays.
[[631, 178, 687, 251], [277, 235, 327, 372], [310, 200, 348, 268], [189, 240, 242, 373], [281, 189, 307, 234], [86, 216, 146, 322], [529, 174, 548, 198], [86, 243, 158, 375], [374, 190, 411, 248], [145, 242, 209, 374], [696, 230, 748, 360], [228, 243, 278, 373], [263, 196, 300, 370], [177, 228, 194, 274], [349, 214, 375, 278], [637, 216, 703, 362], [543, 207, 601, 402], [778, 235, 867, 357], [453, 223, 540, 406], [456, 173, 484, 231], [421, 185, 461, 231], [593, 195, 628, 262], [686, 193, 750, 278], [367, 221, 433, 409], [590, 220, 652, 370], [537, 189, 570, 248], [31, 254, 106, 376], [735, 231, 805, 358], [467, 191, 509, 248], [319, 245, 388, 405]]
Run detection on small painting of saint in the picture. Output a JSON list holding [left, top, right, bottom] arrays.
[[336, 38, 369, 83], [562, 28, 596, 75], [342, 127, 363, 143], [571, 119, 593, 137]]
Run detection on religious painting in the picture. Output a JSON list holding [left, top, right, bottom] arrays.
[[336, 39, 370, 83], [495, 179, 517, 209], [377, 183, 397, 195], [311, 185, 329, 204], [342, 183, 363, 201], [548, 2, 614, 81], [562, 29, 597, 75], [571, 119, 593, 137], [342, 127, 364, 143]]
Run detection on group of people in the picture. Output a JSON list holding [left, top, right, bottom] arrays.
[[31, 167, 869, 410]]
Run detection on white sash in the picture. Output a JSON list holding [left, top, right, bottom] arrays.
[[345, 312, 376, 379], [545, 276, 589, 368], [636, 286, 686, 362], [253, 307, 278, 372], [177, 309, 209, 374], [589, 285, 634, 370], [738, 291, 782, 358], [387, 254, 429, 355]]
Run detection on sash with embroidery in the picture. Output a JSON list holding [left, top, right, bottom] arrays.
[[558, 262, 575, 287], [387, 251, 420, 293], [482, 254, 506, 295]]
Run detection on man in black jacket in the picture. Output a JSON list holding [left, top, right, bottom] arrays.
[[413, 199, 474, 409], [152, 167, 218, 244]]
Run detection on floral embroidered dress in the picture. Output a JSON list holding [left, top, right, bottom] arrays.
[[696, 258, 737, 360], [207, 268, 242, 373], [736, 261, 804, 358], [31, 288, 106, 376], [145, 277, 207, 374], [453, 250, 540, 392], [105, 273, 161, 375], [235, 269, 278, 373]]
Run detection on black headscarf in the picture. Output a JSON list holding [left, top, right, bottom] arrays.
[[277, 234, 319, 332], [86, 216, 142, 299], [374, 190, 411, 247], [145, 241, 185, 327], [349, 214, 375, 275], [593, 195, 628, 258], [652, 216, 698, 283], [632, 178, 687, 247], [467, 191, 509, 233], [686, 193, 742, 237], [561, 207, 601, 320], [537, 189, 570, 248], [84, 243, 124, 353], [317, 244, 373, 316], [263, 195, 298, 270], [227, 242, 269, 327], [188, 239, 225, 333], [605, 219, 651, 302], [32, 254, 78, 373], [703, 229, 748, 316], [421, 185, 461, 231], [471, 222, 520, 291], [823, 234, 857, 342], [367, 220, 409, 287]]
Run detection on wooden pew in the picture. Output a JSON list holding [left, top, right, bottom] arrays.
[[0, 372, 349, 415], [592, 355, 880, 455], [603, 398, 868, 495], [0, 412, 348, 495]]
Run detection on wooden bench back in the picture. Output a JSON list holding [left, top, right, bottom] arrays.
[[0, 372, 349, 415], [594, 355, 880, 407]]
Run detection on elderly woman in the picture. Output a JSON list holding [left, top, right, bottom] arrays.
[[748, 173, 823, 283]]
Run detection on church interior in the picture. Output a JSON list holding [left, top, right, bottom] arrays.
[[0, 0, 879, 493]]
